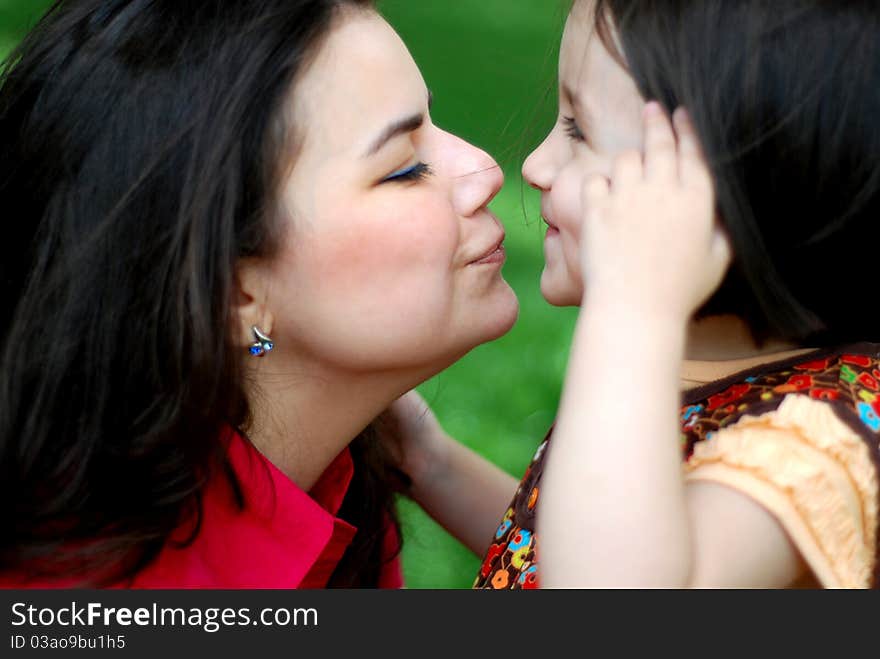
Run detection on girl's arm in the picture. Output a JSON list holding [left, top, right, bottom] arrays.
[[538, 103, 806, 587], [540, 299, 805, 587], [388, 392, 518, 557]]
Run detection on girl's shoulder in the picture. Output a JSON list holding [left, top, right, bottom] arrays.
[[681, 343, 880, 588], [681, 342, 880, 456]]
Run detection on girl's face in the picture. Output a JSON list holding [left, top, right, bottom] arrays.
[[523, 2, 644, 306], [262, 10, 518, 374]]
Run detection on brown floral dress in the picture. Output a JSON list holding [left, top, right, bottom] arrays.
[[474, 343, 880, 589]]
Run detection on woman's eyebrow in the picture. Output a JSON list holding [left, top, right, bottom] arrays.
[[363, 90, 434, 157], [364, 113, 424, 156]]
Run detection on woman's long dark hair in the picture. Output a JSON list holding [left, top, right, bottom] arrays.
[[0, 0, 402, 587], [592, 0, 880, 346]]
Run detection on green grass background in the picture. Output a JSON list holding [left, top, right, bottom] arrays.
[[1, 0, 577, 588]]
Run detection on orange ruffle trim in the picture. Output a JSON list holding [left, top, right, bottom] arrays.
[[685, 394, 878, 588]]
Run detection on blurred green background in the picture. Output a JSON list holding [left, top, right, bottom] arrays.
[[1, 0, 577, 588]]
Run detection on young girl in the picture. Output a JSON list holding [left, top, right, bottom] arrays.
[[0, 0, 519, 588], [487, 0, 880, 588], [397, 0, 880, 588]]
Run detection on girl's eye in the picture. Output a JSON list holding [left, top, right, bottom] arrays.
[[562, 116, 585, 143], [382, 162, 433, 184]]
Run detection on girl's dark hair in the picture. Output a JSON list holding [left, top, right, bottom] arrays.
[[592, 0, 880, 346], [0, 0, 403, 587]]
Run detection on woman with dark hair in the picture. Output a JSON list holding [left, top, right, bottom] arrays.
[[465, 0, 880, 587], [0, 0, 520, 587]]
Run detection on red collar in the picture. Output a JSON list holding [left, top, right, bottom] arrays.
[[130, 429, 359, 588], [2, 429, 403, 589]]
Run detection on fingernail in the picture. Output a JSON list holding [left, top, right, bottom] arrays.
[[643, 101, 663, 118], [674, 107, 690, 123]]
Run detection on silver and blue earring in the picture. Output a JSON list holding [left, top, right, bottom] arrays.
[[248, 325, 274, 357]]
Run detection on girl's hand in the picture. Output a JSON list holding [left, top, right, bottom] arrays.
[[579, 102, 731, 323], [384, 390, 449, 489], [385, 390, 519, 557]]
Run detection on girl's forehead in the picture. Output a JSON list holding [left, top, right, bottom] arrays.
[[558, 4, 644, 152], [559, 9, 609, 104]]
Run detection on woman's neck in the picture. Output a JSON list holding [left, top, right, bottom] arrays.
[[242, 355, 430, 492], [680, 314, 813, 388]]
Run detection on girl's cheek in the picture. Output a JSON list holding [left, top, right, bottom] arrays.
[[553, 166, 586, 239], [555, 150, 615, 238]]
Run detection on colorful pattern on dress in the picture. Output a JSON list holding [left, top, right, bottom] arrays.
[[472, 436, 546, 589], [680, 348, 880, 459], [473, 344, 880, 590]]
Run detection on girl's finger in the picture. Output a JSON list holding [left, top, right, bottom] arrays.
[[582, 172, 611, 206], [611, 150, 643, 190], [673, 107, 712, 188], [642, 101, 677, 181], [711, 221, 733, 270]]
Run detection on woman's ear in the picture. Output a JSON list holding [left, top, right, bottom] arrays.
[[232, 258, 274, 349]]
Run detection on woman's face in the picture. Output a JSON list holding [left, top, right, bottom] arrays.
[[264, 10, 518, 374], [523, 2, 644, 306]]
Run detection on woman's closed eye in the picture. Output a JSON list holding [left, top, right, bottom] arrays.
[[382, 162, 434, 183]]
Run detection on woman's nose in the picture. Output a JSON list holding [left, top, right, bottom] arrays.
[[450, 139, 504, 217]]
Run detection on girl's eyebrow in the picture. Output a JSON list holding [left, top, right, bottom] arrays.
[[562, 83, 579, 108], [562, 82, 591, 119], [363, 90, 434, 157]]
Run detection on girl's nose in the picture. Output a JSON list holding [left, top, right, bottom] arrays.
[[522, 134, 554, 192]]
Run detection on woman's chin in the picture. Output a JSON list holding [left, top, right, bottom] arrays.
[[482, 285, 520, 340], [429, 287, 519, 368]]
